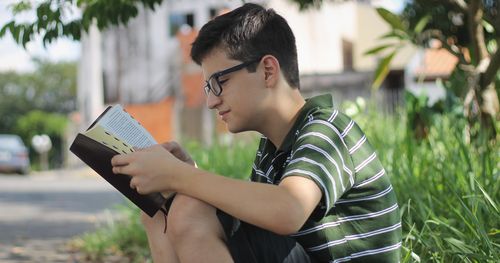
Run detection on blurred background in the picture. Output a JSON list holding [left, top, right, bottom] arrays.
[[0, 0, 498, 262]]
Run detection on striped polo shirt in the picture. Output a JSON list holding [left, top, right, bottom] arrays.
[[251, 94, 402, 262]]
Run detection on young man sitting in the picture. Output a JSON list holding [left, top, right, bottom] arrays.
[[111, 3, 402, 263]]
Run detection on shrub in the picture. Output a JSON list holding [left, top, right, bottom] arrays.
[[74, 111, 499, 262]]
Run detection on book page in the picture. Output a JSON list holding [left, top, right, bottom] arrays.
[[93, 105, 157, 148], [84, 125, 135, 154]]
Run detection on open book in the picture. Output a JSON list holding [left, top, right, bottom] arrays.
[[70, 105, 167, 217]]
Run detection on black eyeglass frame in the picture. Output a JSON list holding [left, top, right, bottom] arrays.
[[204, 58, 261, 97]]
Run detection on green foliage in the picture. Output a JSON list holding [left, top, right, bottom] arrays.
[[367, 2, 499, 140], [74, 109, 499, 262], [71, 204, 150, 262], [371, 49, 398, 90], [0, 60, 77, 169], [403, 91, 446, 140], [0, 60, 77, 131], [15, 110, 68, 169], [350, 105, 499, 262], [366, 7, 429, 90], [396, 119, 498, 262], [402, 0, 498, 54], [1, 0, 163, 47], [185, 138, 259, 180], [376, 7, 407, 32]]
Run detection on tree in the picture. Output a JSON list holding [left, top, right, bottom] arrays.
[[2, 0, 497, 140], [15, 110, 68, 169], [368, 0, 499, 142], [0, 0, 253, 46], [286, 0, 499, 141], [0, 60, 77, 133], [0, 0, 163, 47], [0, 60, 77, 168]]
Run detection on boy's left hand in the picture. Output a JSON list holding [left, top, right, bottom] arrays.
[[111, 145, 184, 194]]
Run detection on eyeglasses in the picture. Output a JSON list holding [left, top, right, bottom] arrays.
[[204, 58, 261, 97]]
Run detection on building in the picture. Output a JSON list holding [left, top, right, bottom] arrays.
[[268, 0, 415, 112], [405, 43, 458, 105], [76, 0, 414, 146]]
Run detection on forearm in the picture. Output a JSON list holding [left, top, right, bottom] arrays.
[[171, 163, 306, 235]]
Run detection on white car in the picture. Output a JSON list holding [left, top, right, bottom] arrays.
[[0, 134, 31, 174]]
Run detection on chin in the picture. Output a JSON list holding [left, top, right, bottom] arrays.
[[227, 125, 243, 134], [226, 122, 248, 134]]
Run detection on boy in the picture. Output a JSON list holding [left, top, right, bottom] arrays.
[[111, 3, 402, 263]]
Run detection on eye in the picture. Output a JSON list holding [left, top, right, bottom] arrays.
[[219, 79, 229, 85]]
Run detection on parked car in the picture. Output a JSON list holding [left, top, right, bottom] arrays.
[[0, 134, 30, 174]]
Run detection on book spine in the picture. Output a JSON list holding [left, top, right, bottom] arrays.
[[70, 134, 166, 217]]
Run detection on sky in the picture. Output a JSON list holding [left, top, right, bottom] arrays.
[[371, 0, 406, 11], [0, 0, 405, 73], [0, 0, 81, 72]]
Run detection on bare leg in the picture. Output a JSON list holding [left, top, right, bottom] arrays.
[[167, 194, 233, 263], [141, 211, 180, 263]]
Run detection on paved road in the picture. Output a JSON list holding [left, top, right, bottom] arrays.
[[0, 168, 126, 262]]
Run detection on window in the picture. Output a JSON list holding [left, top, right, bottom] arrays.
[[169, 12, 195, 37], [342, 39, 353, 71]]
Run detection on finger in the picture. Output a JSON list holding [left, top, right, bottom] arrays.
[[136, 187, 146, 195], [112, 165, 127, 175], [163, 142, 187, 159], [112, 162, 136, 175], [134, 146, 153, 152], [130, 177, 146, 194], [111, 153, 133, 166], [163, 141, 183, 152], [130, 176, 137, 190], [161, 141, 175, 151]]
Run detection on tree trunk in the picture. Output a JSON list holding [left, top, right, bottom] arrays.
[[463, 0, 498, 141]]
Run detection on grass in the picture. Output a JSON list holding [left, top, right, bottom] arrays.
[[69, 206, 150, 262], [72, 110, 499, 262], [355, 108, 499, 262]]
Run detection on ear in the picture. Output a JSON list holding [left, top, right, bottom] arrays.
[[261, 55, 280, 88]]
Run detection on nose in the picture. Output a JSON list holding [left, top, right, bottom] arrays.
[[206, 91, 222, 110]]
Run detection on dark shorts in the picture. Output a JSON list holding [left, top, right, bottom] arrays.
[[164, 195, 315, 263], [216, 210, 316, 263]]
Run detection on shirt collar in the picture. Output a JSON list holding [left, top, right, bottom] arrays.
[[265, 94, 334, 154]]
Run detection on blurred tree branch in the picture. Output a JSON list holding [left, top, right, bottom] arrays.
[[447, 0, 468, 11], [0, 0, 163, 47]]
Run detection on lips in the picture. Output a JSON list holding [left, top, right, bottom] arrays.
[[218, 110, 230, 120]]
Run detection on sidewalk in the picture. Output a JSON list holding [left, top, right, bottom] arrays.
[[0, 240, 80, 263], [0, 168, 126, 262]]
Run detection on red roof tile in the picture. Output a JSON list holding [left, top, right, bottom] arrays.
[[414, 48, 458, 80]]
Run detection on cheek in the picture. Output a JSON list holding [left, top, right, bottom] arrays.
[[228, 74, 263, 115]]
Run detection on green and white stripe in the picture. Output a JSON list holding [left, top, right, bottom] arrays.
[[251, 94, 402, 262]]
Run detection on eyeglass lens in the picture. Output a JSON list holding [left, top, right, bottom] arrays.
[[208, 77, 221, 96]]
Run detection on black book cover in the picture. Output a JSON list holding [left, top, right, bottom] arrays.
[[69, 109, 167, 217]]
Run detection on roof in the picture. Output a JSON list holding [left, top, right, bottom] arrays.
[[414, 48, 458, 80]]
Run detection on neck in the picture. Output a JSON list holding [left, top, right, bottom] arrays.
[[259, 89, 305, 149]]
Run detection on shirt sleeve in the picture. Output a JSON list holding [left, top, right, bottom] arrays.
[[281, 120, 354, 218], [251, 137, 269, 183]]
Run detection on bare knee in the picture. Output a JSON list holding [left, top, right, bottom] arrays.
[[140, 209, 167, 234], [140, 211, 152, 225], [167, 195, 223, 243]]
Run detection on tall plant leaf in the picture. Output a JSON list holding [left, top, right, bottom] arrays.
[[364, 43, 395, 56], [414, 15, 431, 34], [376, 8, 406, 32], [371, 50, 397, 90]]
